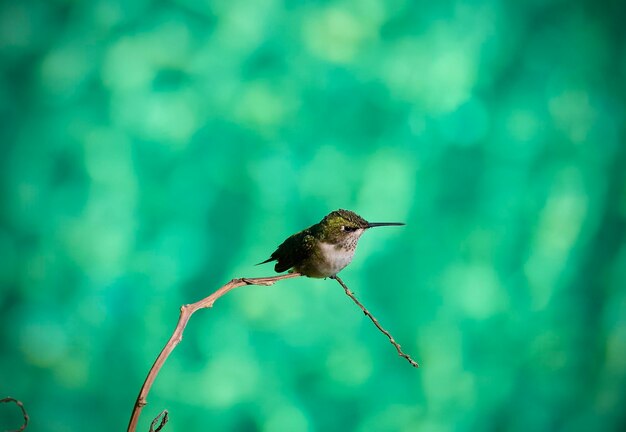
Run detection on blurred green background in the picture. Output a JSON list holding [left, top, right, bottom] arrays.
[[1, 0, 626, 430]]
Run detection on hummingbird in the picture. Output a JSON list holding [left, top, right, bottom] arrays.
[[258, 209, 405, 278]]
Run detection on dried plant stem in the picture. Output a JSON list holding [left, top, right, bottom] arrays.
[[127, 273, 302, 432], [1, 397, 29, 432], [332, 275, 419, 368], [128, 272, 418, 431], [148, 410, 168, 432]]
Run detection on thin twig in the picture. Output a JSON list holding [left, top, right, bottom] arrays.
[[331, 275, 419, 368], [1, 397, 29, 432], [127, 273, 302, 432], [149, 410, 168, 432]]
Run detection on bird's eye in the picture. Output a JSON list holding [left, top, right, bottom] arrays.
[[340, 225, 357, 232]]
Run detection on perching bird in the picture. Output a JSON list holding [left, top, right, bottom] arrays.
[[258, 209, 404, 278]]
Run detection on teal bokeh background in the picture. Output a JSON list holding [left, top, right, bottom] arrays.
[[1, 0, 626, 430]]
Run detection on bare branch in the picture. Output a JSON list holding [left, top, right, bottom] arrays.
[[128, 272, 417, 431], [149, 410, 168, 432], [331, 275, 419, 368], [127, 273, 302, 432], [1, 397, 29, 432]]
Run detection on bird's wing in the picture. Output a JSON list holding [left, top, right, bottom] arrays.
[[272, 230, 316, 273]]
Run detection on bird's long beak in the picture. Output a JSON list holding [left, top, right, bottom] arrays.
[[367, 222, 405, 228]]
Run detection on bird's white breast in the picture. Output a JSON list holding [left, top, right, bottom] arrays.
[[318, 242, 355, 276]]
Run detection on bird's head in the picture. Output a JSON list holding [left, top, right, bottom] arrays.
[[318, 209, 404, 244]]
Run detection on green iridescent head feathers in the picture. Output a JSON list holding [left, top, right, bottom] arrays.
[[321, 209, 369, 230]]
